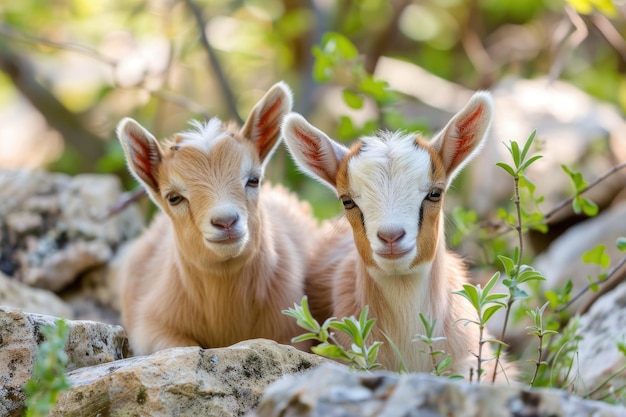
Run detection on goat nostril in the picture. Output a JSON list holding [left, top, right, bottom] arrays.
[[211, 214, 239, 229], [377, 229, 406, 244]]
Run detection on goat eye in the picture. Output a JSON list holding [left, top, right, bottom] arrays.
[[246, 177, 260, 188], [167, 193, 184, 206], [426, 189, 442, 202], [341, 196, 356, 210]]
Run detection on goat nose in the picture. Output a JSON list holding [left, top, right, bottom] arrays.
[[211, 213, 239, 229], [377, 227, 406, 244]]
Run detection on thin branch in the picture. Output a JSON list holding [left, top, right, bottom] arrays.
[[363, 0, 410, 75], [92, 187, 147, 221], [0, 41, 107, 170], [555, 255, 626, 313], [479, 161, 626, 238], [579, 256, 626, 315], [542, 161, 626, 222], [549, 5, 589, 82], [182, 0, 243, 125], [589, 13, 626, 66]]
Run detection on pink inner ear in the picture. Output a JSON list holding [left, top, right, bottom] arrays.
[[255, 97, 283, 159], [448, 106, 483, 170], [129, 131, 159, 191], [294, 126, 327, 176]]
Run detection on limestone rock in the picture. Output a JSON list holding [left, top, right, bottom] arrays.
[[0, 307, 129, 416], [251, 362, 626, 417], [534, 201, 626, 312], [0, 169, 143, 291], [577, 281, 626, 393], [50, 339, 328, 417], [0, 271, 73, 318]]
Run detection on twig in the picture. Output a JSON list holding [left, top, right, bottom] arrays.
[[479, 161, 626, 238], [363, 0, 410, 74], [542, 161, 626, 222], [549, 5, 588, 82], [555, 255, 626, 313], [579, 255, 626, 315], [93, 187, 147, 221], [182, 0, 243, 125], [584, 363, 626, 399], [589, 13, 626, 66]]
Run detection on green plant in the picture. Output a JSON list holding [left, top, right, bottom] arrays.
[[282, 296, 382, 371], [412, 313, 461, 379], [452, 272, 508, 383], [526, 301, 558, 387], [23, 319, 71, 417]]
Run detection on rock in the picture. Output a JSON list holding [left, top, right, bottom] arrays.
[[534, 201, 626, 312], [0, 271, 73, 318], [251, 362, 626, 417], [0, 170, 143, 291], [50, 339, 328, 417], [0, 307, 129, 416], [576, 281, 626, 393]]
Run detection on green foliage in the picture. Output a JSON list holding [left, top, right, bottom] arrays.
[[413, 313, 461, 379], [283, 296, 382, 371], [526, 302, 558, 387], [562, 165, 599, 217], [23, 320, 71, 417]]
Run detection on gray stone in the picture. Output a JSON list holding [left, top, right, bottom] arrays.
[[577, 281, 626, 393], [50, 339, 328, 417], [251, 362, 626, 417], [0, 169, 143, 292], [534, 201, 626, 312], [0, 307, 129, 416], [0, 271, 73, 318]]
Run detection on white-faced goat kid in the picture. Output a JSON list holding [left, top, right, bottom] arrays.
[[117, 82, 317, 355], [282, 92, 511, 381]]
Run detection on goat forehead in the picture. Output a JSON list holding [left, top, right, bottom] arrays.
[[165, 138, 256, 191], [176, 118, 232, 154], [347, 132, 433, 206]]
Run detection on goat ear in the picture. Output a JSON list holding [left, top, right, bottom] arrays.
[[240, 81, 293, 165], [282, 113, 349, 190], [117, 118, 163, 193], [430, 91, 493, 185]]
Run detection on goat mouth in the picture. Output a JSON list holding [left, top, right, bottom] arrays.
[[205, 235, 244, 245], [376, 250, 411, 260]]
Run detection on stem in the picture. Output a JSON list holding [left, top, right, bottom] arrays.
[[529, 333, 544, 388], [492, 173, 524, 382], [428, 345, 438, 374], [583, 363, 626, 398], [477, 324, 484, 383], [555, 254, 626, 313]]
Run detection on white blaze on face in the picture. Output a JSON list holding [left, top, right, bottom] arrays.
[[348, 131, 433, 274]]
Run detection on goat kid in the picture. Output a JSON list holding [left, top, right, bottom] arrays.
[[282, 92, 511, 380], [117, 82, 317, 355]]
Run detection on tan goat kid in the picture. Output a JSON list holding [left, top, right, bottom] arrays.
[[282, 92, 512, 381], [117, 82, 317, 355]]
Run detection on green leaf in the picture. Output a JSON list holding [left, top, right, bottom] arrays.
[[292, 333, 320, 343], [581, 244, 611, 268], [498, 256, 515, 277], [337, 116, 356, 140], [580, 197, 598, 217], [359, 76, 389, 102], [520, 130, 537, 162], [321, 32, 358, 59], [572, 196, 583, 215], [342, 89, 364, 109], [436, 356, 452, 373], [520, 155, 543, 172], [617, 237, 626, 251], [482, 304, 505, 323], [496, 162, 515, 177], [483, 271, 501, 295], [511, 140, 521, 168], [312, 343, 350, 360]]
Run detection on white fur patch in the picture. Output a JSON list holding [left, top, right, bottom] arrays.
[[178, 118, 230, 153], [348, 131, 433, 274]]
